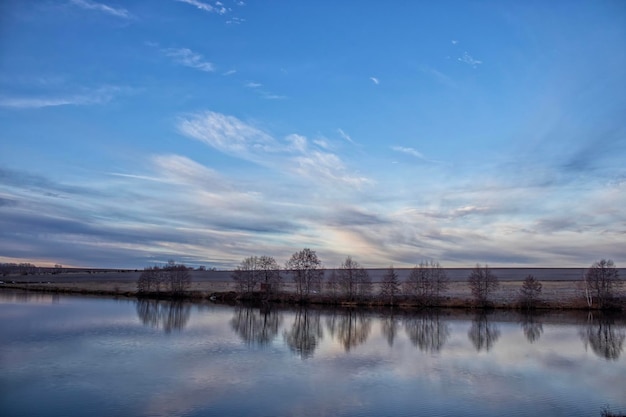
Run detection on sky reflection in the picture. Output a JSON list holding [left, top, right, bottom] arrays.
[[1, 293, 625, 417]]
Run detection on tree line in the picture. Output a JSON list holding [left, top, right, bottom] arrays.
[[134, 249, 622, 309], [226, 248, 622, 309]]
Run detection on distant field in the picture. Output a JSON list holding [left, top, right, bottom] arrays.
[[7, 267, 623, 284]]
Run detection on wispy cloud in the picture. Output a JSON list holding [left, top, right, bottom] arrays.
[[370, 77, 380, 85], [392, 146, 426, 159], [177, 110, 371, 188], [451, 39, 459, 45], [245, 81, 262, 88], [0, 86, 122, 109], [175, 0, 226, 15], [458, 51, 482, 68], [337, 128, 355, 144], [223, 69, 237, 76], [163, 48, 215, 72], [69, 0, 132, 19]]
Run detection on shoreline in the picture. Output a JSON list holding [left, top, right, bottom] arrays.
[[2, 280, 624, 311]]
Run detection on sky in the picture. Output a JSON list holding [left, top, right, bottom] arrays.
[[1, 0, 625, 269]]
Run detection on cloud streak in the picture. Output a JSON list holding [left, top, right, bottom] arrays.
[[175, 0, 227, 15], [69, 0, 132, 19], [163, 48, 215, 72]]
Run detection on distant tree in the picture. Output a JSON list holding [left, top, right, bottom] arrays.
[[337, 256, 371, 300], [285, 248, 324, 298], [405, 260, 448, 306], [379, 265, 401, 305], [583, 259, 621, 309], [163, 260, 191, 294], [231, 256, 260, 293], [519, 275, 542, 309], [467, 264, 499, 306], [325, 269, 340, 299], [257, 255, 282, 295], [137, 266, 165, 293]]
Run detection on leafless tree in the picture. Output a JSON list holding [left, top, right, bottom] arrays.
[[405, 260, 448, 306], [336, 256, 371, 301], [583, 259, 621, 309], [325, 269, 340, 299], [519, 274, 542, 309], [467, 263, 499, 306], [137, 266, 165, 293], [164, 260, 191, 294], [379, 265, 401, 305], [231, 256, 260, 293], [285, 248, 324, 298], [257, 255, 282, 295]]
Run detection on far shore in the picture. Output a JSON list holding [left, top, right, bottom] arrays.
[[2, 269, 624, 310]]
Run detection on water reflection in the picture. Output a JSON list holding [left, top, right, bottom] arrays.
[[230, 306, 283, 346], [468, 312, 501, 352], [404, 310, 450, 353], [0, 289, 60, 304], [519, 311, 544, 343], [335, 309, 372, 352], [136, 299, 191, 333], [283, 308, 323, 359], [580, 313, 626, 361], [380, 309, 401, 347]]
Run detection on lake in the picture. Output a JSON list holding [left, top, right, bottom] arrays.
[[1, 290, 625, 417]]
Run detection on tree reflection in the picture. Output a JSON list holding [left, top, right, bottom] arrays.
[[580, 313, 626, 361], [380, 309, 401, 347], [404, 310, 450, 353], [136, 299, 191, 333], [283, 308, 323, 359], [519, 311, 544, 343], [334, 309, 372, 352], [230, 306, 283, 346], [468, 312, 500, 352]]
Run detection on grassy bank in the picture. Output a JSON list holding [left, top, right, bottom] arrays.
[[2, 281, 624, 311]]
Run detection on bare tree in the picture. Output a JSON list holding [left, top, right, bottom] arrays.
[[519, 274, 542, 309], [137, 266, 165, 293], [379, 265, 401, 305], [163, 260, 191, 294], [257, 255, 282, 295], [467, 264, 499, 306], [325, 269, 340, 299], [285, 248, 324, 298], [584, 259, 621, 309], [405, 260, 448, 306], [336, 256, 371, 301], [231, 256, 260, 293]]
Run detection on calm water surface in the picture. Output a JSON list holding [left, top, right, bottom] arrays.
[[1, 290, 625, 417]]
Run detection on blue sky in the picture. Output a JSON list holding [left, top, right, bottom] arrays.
[[1, 0, 625, 269]]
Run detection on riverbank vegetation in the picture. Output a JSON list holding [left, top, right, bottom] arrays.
[[2, 251, 623, 311]]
